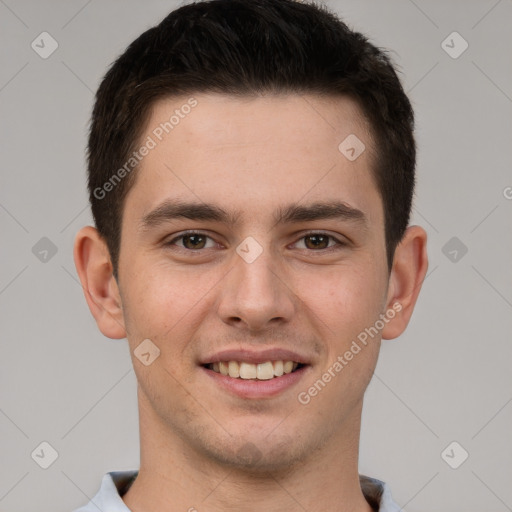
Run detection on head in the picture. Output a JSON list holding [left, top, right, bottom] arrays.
[[75, 0, 427, 473], [87, 0, 416, 276]]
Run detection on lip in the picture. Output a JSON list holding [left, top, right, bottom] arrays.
[[199, 347, 311, 366], [201, 364, 310, 399]]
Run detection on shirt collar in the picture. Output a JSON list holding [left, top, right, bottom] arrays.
[[75, 470, 401, 512]]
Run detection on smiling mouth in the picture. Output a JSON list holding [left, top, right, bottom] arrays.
[[204, 360, 305, 380]]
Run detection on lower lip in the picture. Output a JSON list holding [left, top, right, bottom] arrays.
[[202, 365, 309, 399]]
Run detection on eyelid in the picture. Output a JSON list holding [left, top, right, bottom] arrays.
[[165, 229, 347, 251], [291, 230, 347, 250], [165, 230, 219, 249]]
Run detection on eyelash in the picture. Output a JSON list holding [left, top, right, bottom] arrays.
[[165, 230, 346, 253]]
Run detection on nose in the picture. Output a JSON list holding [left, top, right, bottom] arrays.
[[216, 243, 296, 332]]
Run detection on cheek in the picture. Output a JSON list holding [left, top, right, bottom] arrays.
[[295, 266, 384, 410], [120, 267, 204, 396], [299, 263, 386, 334], [120, 260, 217, 350]]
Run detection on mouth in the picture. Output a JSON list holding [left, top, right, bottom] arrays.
[[204, 360, 305, 380], [199, 349, 311, 399]]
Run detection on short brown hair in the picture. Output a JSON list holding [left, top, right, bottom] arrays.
[[87, 0, 415, 275]]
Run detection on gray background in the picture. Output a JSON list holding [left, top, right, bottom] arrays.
[[1, 0, 511, 511]]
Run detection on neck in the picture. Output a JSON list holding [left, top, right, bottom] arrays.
[[123, 391, 373, 512]]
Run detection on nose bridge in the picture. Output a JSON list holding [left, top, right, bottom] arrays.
[[237, 246, 277, 295], [218, 237, 295, 328]]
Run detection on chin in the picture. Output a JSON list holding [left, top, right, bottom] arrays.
[[197, 428, 317, 475], [212, 443, 304, 474]]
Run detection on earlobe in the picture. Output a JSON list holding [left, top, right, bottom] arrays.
[[381, 225, 428, 340], [73, 226, 127, 339]]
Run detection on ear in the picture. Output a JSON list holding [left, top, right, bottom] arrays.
[[381, 225, 428, 340], [73, 226, 127, 339]]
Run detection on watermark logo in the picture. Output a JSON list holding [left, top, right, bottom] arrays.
[[134, 339, 161, 366], [31, 441, 59, 469], [441, 31, 469, 59], [442, 236, 468, 263], [441, 441, 469, 469], [338, 134, 366, 161], [31, 32, 58, 59], [236, 442, 263, 464], [236, 236, 263, 263], [297, 302, 402, 405], [93, 98, 198, 201], [32, 237, 58, 263], [151, 98, 198, 141]]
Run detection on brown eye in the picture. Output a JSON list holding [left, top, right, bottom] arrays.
[[166, 232, 216, 251], [303, 234, 331, 250], [181, 234, 207, 249]]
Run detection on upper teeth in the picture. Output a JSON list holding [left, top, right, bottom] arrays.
[[211, 361, 299, 380]]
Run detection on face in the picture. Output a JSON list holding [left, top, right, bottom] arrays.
[[116, 93, 392, 470]]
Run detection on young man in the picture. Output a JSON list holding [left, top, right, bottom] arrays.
[[73, 0, 428, 510]]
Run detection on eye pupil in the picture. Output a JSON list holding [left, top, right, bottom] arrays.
[[183, 234, 206, 249], [305, 234, 329, 249], [174, 233, 336, 252]]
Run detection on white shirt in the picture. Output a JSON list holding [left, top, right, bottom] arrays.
[[72, 470, 402, 511]]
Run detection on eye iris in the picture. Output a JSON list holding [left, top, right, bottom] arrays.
[[183, 234, 206, 249], [305, 234, 329, 249], [179, 234, 332, 250]]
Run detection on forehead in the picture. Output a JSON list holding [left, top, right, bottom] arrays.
[[146, 93, 373, 155], [124, 93, 382, 228]]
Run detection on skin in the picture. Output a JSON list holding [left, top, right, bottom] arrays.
[[74, 93, 428, 512]]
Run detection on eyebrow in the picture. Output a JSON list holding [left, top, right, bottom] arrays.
[[139, 199, 367, 231], [275, 201, 367, 226], [140, 200, 239, 230]]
